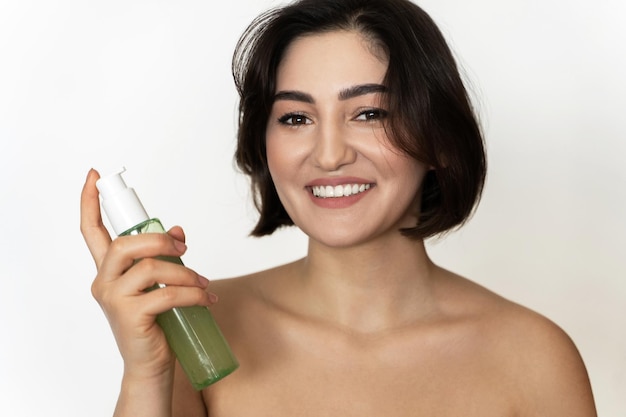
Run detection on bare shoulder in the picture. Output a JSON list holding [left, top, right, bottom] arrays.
[[170, 266, 287, 416], [208, 262, 290, 307], [440, 269, 597, 416], [498, 304, 596, 416], [169, 272, 270, 417], [203, 261, 298, 344]]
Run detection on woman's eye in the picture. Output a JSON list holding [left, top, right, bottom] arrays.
[[355, 108, 388, 122], [278, 113, 311, 126]]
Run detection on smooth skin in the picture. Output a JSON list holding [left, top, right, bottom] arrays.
[[81, 30, 596, 417]]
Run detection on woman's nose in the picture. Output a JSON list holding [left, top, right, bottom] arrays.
[[312, 123, 357, 171]]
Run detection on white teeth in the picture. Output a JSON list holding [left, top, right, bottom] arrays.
[[312, 183, 371, 198]]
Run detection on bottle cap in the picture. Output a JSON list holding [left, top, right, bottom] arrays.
[[96, 167, 150, 235]]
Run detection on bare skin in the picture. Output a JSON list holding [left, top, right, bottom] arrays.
[[81, 30, 596, 417], [196, 262, 596, 416]]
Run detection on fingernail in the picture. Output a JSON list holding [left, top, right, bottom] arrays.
[[86, 168, 95, 181], [208, 293, 219, 303], [174, 239, 187, 253], [197, 275, 210, 287]]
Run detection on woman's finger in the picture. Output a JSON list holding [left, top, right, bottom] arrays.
[[80, 168, 112, 269], [167, 226, 186, 243], [108, 257, 209, 295], [139, 285, 217, 317], [96, 232, 188, 283]]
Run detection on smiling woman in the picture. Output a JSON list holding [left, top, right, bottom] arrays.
[[264, 31, 428, 247], [79, 0, 597, 416], [233, 0, 487, 240]]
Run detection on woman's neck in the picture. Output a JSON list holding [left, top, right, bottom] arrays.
[[291, 233, 439, 335]]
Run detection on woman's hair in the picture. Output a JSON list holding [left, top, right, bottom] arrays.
[[232, 0, 486, 239]]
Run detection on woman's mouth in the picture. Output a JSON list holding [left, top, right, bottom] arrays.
[[310, 183, 373, 198]]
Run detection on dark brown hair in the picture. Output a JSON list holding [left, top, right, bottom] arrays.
[[232, 0, 486, 239]]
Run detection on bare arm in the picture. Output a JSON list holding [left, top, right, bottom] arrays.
[[113, 371, 174, 417], [171, 361, 208, 417]]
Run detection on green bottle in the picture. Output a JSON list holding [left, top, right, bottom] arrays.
[[96, 168, 238, 390]]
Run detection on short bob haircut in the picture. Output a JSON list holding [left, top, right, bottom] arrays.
[[232, 0, 486, 240]]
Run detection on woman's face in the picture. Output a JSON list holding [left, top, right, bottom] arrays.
[[266, 30, 428, 248]]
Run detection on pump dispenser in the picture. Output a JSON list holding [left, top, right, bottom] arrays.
[[96, 167, 238, 389]]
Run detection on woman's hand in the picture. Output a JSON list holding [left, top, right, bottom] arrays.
[[80, 169, 216, 384]]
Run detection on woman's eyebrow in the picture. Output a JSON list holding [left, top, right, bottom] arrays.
[[273, 83, 386, 103], [338, 83, 386, 100], [273, 90, 314, 103]]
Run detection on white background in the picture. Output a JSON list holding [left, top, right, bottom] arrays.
[[0, 0, 624, 415]]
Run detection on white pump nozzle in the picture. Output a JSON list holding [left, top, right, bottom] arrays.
[[96, 167, 150, 235]]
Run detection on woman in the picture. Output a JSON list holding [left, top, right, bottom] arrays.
[[81, 0, 596, 415]]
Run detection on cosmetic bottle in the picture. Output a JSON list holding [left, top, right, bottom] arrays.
[[96, 167, 238, 390]]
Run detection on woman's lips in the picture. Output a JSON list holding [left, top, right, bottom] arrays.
[[305, 177, 375, 208], [310, 183, 372, 198]]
